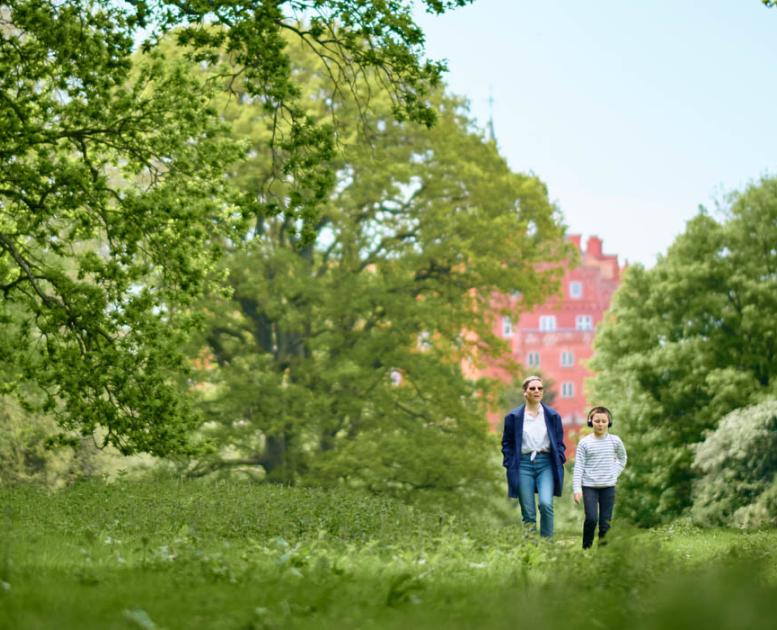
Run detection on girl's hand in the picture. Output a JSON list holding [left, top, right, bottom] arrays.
[[573, 492, 582, 504]]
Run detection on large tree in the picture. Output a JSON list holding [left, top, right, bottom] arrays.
[[1, 0, 471, 456], [188, 41, 570, 490], [589, 177, 777, 525]]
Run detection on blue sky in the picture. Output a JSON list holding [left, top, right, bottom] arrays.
[[414, 1, 777, 266]]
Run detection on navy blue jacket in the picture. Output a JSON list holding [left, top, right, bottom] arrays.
[[501, 403, 566, 498]]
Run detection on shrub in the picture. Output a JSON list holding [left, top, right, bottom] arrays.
[[691, 399, 777, 528]]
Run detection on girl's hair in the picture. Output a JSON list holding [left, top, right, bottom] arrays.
[[522, 375, 542, 391]]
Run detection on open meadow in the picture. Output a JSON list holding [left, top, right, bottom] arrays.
[[1, 478, 775, 630], [3, 2, 777, 629]]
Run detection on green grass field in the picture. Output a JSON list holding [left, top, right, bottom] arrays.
[[1, 477, 775, 629]]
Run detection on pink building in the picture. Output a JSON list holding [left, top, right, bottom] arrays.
[[478, 235, 623, 442]]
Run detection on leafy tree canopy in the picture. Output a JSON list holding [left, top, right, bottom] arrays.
[[187, 37, 570, 492], [589, 177, 777, 525], [0, 0, 471, 457]]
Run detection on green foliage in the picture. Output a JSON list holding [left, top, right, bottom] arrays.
[[1, 0, 472, 456], [186, 38, 570, 492], [0, 392, 164, 485], [589, 177, 777, 525], [125, 0, 476, 241], [1, 478, 777, 629], [691, 400, 777, 528], [1, 0, 243, 455], [0, 396, 57, 483]]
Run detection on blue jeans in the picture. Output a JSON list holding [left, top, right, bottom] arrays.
[[517, 453, 554, 537], [582, 486, 615, 549]]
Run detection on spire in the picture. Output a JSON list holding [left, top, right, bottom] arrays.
[[487, 88, 496, 143]]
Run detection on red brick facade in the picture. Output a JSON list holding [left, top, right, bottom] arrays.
[[476, 235, 622, 442]]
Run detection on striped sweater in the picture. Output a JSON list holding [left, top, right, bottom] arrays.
[[572, 433, 628, 493]]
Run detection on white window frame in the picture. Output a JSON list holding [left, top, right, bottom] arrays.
[[575, 314, 593, 331], [527, 352, 540, 367], [502, 316, 513, 338], [561, 351, 574, 367], [539, 315, 557, 331], [561, 382, 574, 398], [569, 281, 583, 299]]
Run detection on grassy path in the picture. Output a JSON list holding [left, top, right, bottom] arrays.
[[1, 478, 775, 629]]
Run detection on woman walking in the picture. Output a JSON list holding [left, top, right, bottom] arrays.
[[501, 375, 567, 538]]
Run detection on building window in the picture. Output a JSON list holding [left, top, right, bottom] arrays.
[[527, 352, 540, 367], [575, 315, 593, 331], [502, 316, 513, 337], [569, 281, 583, 299], [561, 351, 574, 367], [539, 315, 556, 331], [561, 382, 574, 398]]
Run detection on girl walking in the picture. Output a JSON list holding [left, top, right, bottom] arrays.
[[572, 406, 627, 549]]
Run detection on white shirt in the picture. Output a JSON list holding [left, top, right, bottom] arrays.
[[572, 433, 628, 493], [521, 405, 550, 459]]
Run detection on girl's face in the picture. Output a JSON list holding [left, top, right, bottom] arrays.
[[590, 412, 610, 436]]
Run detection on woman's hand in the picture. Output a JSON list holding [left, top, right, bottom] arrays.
[[573, 492, 582, 504]]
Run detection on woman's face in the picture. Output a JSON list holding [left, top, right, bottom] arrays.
[[523, 379, 544, 404]]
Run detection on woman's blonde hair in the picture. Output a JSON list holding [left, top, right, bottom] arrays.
[[522, 375, 543, 391]]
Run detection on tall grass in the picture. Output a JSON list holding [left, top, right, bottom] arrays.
[[1, 477, 774, 629]]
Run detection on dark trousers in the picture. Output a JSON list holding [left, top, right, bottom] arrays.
[[582, 486, 615, 549]]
